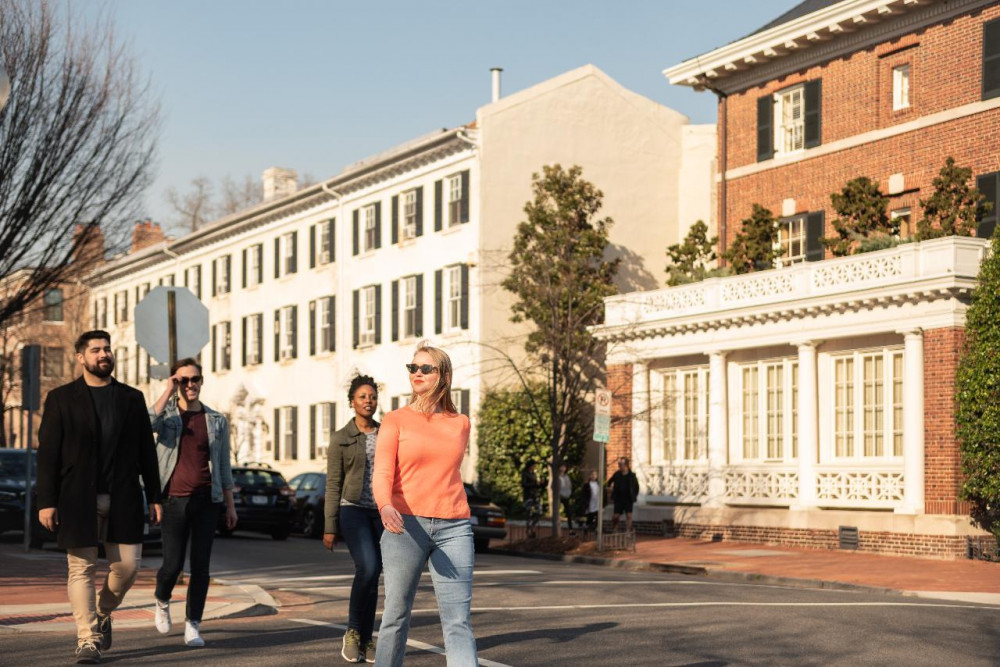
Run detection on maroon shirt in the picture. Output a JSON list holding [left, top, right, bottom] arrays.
[[166, 409, 212, 497]]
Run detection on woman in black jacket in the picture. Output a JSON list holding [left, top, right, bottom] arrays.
[[323, 375, 381, 663]]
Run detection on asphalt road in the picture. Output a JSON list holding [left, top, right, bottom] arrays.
[[3, 531, 999, 666]]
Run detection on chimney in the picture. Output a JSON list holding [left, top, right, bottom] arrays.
[[72, 222, 105, 267], [262, 167, 298, 202], [131, 219, 165, 253], [491, 67, 503, 103]]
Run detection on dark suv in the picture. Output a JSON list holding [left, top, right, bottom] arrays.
[[221, 465, 295, 540], [288, 472, 326, 539]]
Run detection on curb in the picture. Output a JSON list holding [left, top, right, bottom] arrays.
[[488, 547, 904, 596]]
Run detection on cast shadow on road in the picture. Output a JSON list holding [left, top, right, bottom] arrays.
[[100, 626, 323, 663], [476, 621, 617, 650]]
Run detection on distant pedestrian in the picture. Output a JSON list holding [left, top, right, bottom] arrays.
[[558, 464, 575, 534], [324, 375, 382, 663], [579, 469, 601, 536], [373, 343, 478, 666], [521, 460, 542, 538], [607, 457, 639, 533], [36, 331, 162, 664], [150, 358, 238, 648]]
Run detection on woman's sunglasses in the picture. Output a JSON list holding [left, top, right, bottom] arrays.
[[405, 364, 438, 375]]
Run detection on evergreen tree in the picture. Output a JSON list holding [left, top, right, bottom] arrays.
[[916, 157, 991, 240], [665, 220, 718, 286], [722, 204, 782, 274], [823, 176, 896, 256]]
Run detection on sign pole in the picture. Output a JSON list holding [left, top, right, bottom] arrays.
[[167, 289, 178, 370], [23, 409, 33, 552], [597, 439, 605, 552], [592, 388, 612, 552]]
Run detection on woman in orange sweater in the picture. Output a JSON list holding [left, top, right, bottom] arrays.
[[372, 343, 477, 666]]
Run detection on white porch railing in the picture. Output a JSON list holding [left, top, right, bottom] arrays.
[[724, 466, 799, 505], [815, 465, 905, 509]]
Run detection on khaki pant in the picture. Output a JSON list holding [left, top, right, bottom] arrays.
[[66, 494, 143, 644]]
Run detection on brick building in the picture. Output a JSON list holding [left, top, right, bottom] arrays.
[[593, 0, 1000, 558]]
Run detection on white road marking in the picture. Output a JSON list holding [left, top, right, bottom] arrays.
[[218, 569, 543, 586], [404, 601, 1000, 613], [291, 618, 513, 667]]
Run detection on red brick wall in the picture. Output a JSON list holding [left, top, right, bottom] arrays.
[[923, 327, 971, 515], [606, 364, 633, 479], [721, 5, 1000, 245]]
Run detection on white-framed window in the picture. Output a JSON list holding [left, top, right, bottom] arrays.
[[97, 297, 108, 328], [775, 85, 805, 154], [447, 174, 463, 226], [651, 366, 709, 463], [447, 266, 462, 331], [314, 402, 334, 460], [278, 405, 297, 461], [135, 346, 149, 385], [280, 231, 297, 276], [318, 220, 333, 264], [246, 313, 263, 365], [115, 347, 129, 383], [403, 275, 418, 338], [214, 321, 231, 371], [114, 290, 128, 324], [892, 64, 910, 110], [160, 274, 175, 287], [318, 296, 334, 352], [186, 265, 202, 299], [279, 305, 296, 360], [891, 208, 912, 238], [42, 347, 64, 378], [361, 285, 377, 346], [363, 204, 377, 252], [403, 189, 418, 239], [776, 214, 807, 268], [734, 358, 799, 462], [44, 288, 64, 322], [215, 255, 231, 295], [248, 244, 263, 288], [829, 348, 904, 460], [136, 282, 150, 307]]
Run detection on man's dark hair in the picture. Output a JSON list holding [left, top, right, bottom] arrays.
[[348, 374, 378, 402], [171, 357, 202, 375], [74, 330, 111, 354], [620, 457, 630, 466], [525, 459, 536, 468]]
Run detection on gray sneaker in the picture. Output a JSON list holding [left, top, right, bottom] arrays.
[[75, 640, 102, 664], [363, 639, 376, 663], [341, 629, 361, 662], [97, 613, 112, 650]]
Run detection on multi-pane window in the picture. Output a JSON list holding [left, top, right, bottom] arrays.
[[116, 347, 129, 383], [114, 290, 128, 323], [318, 220, 334, 264], [313, 402, 334, 460], [275, 406, 298, 461], [403, 276, 418, 338], [403, 190, 418, 239], [279, 231, 297, 276], [214, 255, 232, 295], [830, 348, 904, 460], [654, 366, 709, 463], [363, 204, 377, 252], [361, 286, 377, 346], [159, 274, 175, 287], [736, 358, 798, 462], [776, 85, 804, 154], [776, 215, 806, 267], [447, 266, 462, 331], [214, 321, 231, 371], [248, 244, 263, 287], [447, 174, 463, 226], [891, 208, 912, 238], [245, 313, 263, 365], [317, 296, 335, 353], [97, 297, 108, 328], [135, 282, 150, 307], [135, 346, 150, 385], [43, 288, 64, 322], [186, 265, 202, 299], [892, 64, 910, 110], [42, 347, 63, 378], [278, 305, 296, 360]]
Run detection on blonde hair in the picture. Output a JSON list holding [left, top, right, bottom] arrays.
[[409, 343, 458, 414]]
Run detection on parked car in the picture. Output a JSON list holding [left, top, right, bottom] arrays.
[[465, 483, 507, 552], [222, 464, 295, 540], [288, 472, 326, 539]]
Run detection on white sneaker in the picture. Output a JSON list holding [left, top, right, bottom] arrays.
[[154, 599, 171, 635], [184, 620, 205, 647]]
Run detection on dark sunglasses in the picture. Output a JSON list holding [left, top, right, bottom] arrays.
[[178, 376, 203, 386], [405, 364, 438, 375]]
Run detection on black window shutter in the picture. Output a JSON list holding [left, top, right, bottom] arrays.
[[241, 317, 247, 366], [212, 260, 217, 297], [328, 297, 336, 351], [255, 315, 263, 361], [273, 409, 280, 460], [461, 389, 470, 416], [309, 300, 316, 356], [274, 309, 281, 362], [328, 218, 336, 262], [757, 94, 774, 162], [983, 19, 1000, 100], [391, 280, 399, 342], [434, 269, 443, 334], [805, 212, 826, 262], [290, 406, 298, 460], [256, 245, 263, 284], [352, 290, 360, 349], [274, 238, 280, 279], [309, 225, 316, 269], [113, 293, 118, 324], [391, 195, 399, 244], [460, 264, 469, 330], [374, 202, 382, 249], [976, 173, 998, 238], [352, 210, 359, 256], [291, 305, 298, 358], [211, 324, 217, 372], [374, 284, 383, 344], [434, 180, 443, 231], [460, 170, 470, 223], [415, 186, 424, 236], [804, 79, 822, 149], [310, 404, 317, 460], [290, 231, 298, 274], [415, 273, 424, 337]]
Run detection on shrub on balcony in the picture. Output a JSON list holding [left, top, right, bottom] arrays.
[[915, 157, 991, 241], [665, 220, 721, 286], [722, 204, 783, 274], [822, 176, 897, 256], [956, 232, 1000, 544]]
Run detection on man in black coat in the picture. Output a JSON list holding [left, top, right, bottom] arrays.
[[37, 330, 162, 664], [606, 457, 639, 533]]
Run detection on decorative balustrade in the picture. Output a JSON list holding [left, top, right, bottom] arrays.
[[639, 464, 710, 501], [815, 467, 905, 509], [724, 467, 798, 505]]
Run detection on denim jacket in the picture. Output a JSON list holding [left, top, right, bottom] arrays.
[[150, 397, 234, 503]]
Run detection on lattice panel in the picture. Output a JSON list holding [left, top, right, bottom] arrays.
[[641, 286, 707, 315], [815, 471, 905, 503], [720, 272, 794, 303], [812, 254, 903, 289], [641, 465, 709, 498], [725, 470, 799, 500]]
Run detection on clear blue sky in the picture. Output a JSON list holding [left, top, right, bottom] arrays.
[[91, 0, 801, 230]]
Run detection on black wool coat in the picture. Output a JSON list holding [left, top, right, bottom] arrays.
[[36, 376, 162, 549]]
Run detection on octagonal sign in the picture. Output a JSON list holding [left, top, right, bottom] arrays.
[[134, 286, 210, 364]]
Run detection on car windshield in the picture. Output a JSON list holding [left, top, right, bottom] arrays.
[[234, 470, 286, 487], [0, 450, 34, 478]]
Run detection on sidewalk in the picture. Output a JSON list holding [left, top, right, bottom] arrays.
[[494, 529, 1000, 605], [0, 543, 276, 634]]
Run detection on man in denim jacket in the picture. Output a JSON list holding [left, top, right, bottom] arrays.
[[149, 357, 237, 647]]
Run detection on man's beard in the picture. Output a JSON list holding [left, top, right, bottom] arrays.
[[85, 358, 114, 379]]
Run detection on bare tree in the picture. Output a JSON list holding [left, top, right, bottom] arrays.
[[0, 1, 160, 328], [219, 174, 262, 217], [165, 175, 214, 233]]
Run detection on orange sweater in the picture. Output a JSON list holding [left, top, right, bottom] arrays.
[[372, 407, 471, 519]]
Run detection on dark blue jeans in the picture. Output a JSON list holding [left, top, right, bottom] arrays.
[[155, 492, 221, 622], [339, 504, 383, 643]]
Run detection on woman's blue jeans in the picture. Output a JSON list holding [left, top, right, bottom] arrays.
[[375, 514, 477, 666], [339, 504, 384, 643]]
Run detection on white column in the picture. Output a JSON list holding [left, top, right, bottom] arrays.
[[632, 362, 650, 467], [706, 351, 728, 507], [899, 329, 925, 514], [793, 341, 819, 510]]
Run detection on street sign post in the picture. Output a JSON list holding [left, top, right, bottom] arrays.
[[594, 389, 612, 551], [134, 286, 210, 371], [20, 345, 40, 552]]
